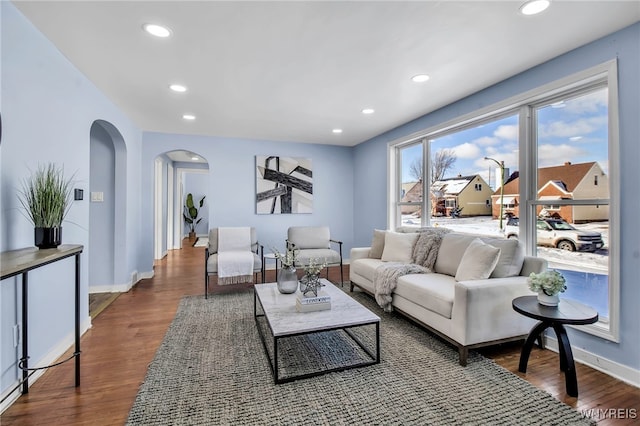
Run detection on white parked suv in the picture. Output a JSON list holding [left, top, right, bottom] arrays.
[[505, 217, 604, 252]]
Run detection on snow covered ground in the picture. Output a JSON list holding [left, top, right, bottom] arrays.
[[405, 215, 609, 273]]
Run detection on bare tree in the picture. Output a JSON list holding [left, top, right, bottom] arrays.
[[431, 149, 456, 183], [409, 157, 423, 182]]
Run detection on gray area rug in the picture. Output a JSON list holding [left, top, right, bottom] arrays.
[[126, 288, 594, 425]]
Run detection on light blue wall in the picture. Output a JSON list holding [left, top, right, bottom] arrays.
[[0, 2, 144, 396], [353, 23, 640, 370], [141, 132, 354, 268], [89, 123, 116, 287]]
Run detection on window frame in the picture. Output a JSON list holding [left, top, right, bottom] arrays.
[[388, 60, 619, 341]]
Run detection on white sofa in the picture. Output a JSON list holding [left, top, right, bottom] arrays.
[[349, 229, 546, 365]]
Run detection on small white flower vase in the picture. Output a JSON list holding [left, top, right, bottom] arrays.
[[537, 290, 560, 307]]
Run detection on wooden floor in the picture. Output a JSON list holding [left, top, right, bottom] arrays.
[[2, 241, 639, 425]]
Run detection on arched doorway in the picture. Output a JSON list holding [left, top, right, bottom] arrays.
[[89, 120, 127, 290]]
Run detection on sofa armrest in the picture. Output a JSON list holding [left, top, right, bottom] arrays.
[[350, 247, 371, 262], [450, 277, 536, 345]]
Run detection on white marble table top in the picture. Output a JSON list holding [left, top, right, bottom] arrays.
[[255, 279, 380, 337]]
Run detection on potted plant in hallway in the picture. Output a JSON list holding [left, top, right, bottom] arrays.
[[18, 163, 75, 249], [183, 193, 205, 242]]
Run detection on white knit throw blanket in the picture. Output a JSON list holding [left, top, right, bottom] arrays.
[[217, 227, 254, 285], [373, 227, 451, 312]]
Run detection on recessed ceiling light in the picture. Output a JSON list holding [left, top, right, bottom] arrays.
[[169, 84, 187, 93], [332, 129, 343, 134], [182, 114, 196, 120], [519, 0, 550, 16], [411, 74, 430, 83], [191, 156, 199, 161], [143, 23, 171, 38], [362, 108, 375, 115]]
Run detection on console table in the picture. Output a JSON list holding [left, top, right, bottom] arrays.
[[0, 244, 83, 401], [512, 295, 598, 397]]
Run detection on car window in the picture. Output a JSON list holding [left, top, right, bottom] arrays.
[[549, 220, 575, 231], [536, 220, 550, 231]]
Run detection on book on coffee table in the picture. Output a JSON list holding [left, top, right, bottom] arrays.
[[296, 290, 331, 305], [296, 298, 331, 312]]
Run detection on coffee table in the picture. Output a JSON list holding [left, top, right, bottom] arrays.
[[254, 279, 380, 384]]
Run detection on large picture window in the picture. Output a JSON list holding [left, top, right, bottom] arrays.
[[389, 61, 619, 340]]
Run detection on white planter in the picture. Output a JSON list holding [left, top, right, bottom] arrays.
[[537, 290, 560, 307]]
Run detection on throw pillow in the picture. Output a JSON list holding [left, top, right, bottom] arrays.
[[455, 238, 501, 281], [370, 229, 386, 259], [381, 231, 418, 263]]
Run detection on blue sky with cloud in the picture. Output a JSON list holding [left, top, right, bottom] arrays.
[[402, 87, 609, 189]]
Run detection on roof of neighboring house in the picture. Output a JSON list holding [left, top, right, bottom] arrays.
[[497, 162, 597, 195], [431, 175, 477, 195]]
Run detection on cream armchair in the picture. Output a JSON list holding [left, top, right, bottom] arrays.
[[286, 226, 343, 285], [205, 227, 264, 298]]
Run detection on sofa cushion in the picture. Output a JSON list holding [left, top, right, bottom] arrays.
[[434, 233, 475, 276], [295, 248, 341, 265], [381, 231, 418, 263], [351, 258, 386, 282], [455, 238, 501, 281], [479, 238, 524, 278], [370, 229, 386, 259], [395, 273, 456, 319]]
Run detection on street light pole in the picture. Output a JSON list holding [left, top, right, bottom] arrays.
[[484, 157, 505, 230]]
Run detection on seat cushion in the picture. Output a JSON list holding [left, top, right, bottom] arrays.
[[395, 273, 456, 319], [295, 248, 341, 266], [207, 252, 262, 274], [288, 226, 330, 249]]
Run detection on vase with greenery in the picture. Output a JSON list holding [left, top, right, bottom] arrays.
[[18, 163, 75, 249], [528, 270, 567, 306], [183, 193, 205, 241]]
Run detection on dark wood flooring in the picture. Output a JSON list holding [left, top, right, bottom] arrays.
[[2, 241, 639, 425]]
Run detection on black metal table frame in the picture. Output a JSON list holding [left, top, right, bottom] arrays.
[[254, 290, 380, 384], [0, 247, 82, 403]]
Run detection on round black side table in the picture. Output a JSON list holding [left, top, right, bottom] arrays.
[[512, 296, 598, 397]]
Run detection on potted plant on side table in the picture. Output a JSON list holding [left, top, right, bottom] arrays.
[[528, 270, 567, 307], [18, 163, 75, 249]]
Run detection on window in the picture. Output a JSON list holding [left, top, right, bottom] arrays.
[[532, 85, 612, 336], [389, 61, 619, 340]]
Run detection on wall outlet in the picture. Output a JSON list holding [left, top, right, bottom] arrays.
[[90, 191, 104, 202], [12, 325, 19, 347]]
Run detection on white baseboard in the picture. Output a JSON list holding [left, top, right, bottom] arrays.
[[0, 315, 92, 414], [545, 335, 640, 388], [88, 270, 155, 294]]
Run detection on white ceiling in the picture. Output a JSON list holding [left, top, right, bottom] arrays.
[[13, 1, 640, 147]]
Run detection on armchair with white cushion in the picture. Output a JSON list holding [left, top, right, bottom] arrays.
[[286, 226, 343, 285], [204, 227, 264, 298]]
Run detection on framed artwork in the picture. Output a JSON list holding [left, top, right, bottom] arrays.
[[256, 156, 312, 214]]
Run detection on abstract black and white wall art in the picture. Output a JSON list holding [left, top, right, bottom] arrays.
[[256, 156, 313, 214]]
